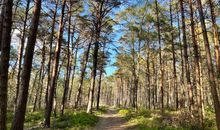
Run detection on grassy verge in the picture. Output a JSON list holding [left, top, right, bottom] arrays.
[[118, 108, 217, 130], [7, 109, 98, 130]]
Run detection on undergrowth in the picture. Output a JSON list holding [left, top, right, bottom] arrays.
[[118, 108, 217, 130], [7, 109, 98, 130]]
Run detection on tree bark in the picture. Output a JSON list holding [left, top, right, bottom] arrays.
[[75, 40, 92, 108], [196, 0, 220, 129], [0, 0, 13, 129], [61, 3, 72, 116], [208, 0, 220, 91], [44, 0, 58, 121], [15, 0, 30, 110], [11, 0, 42, 129], [96, 71, 103, 110], [44, 0, 66, 127], [33, 40, 46, 112], [155, 0, 164, 112], [87, 42, 99, 113], [179, 0, 193, 111], [69, 39, 79, 105], [0, 0, 4, 52], [170, 0, 178, 110], [188, 0, 204, 127]]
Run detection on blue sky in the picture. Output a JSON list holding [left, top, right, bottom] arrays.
[[103, 4, 127, 76]]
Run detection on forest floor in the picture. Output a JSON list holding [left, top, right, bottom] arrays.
[[6, 107, 217, 130], [94, 108, 134, 130]]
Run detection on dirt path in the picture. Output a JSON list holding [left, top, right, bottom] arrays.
[[93, 109, 129, 130]]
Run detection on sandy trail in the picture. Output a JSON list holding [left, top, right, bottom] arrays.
[[93, 109, 129, 130]]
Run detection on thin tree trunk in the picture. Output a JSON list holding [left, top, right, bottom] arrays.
[[208, 0, 220, 92], [45, 0, 58, 117], [176, 2, 184, 86], [45, 0, 66, 127], [155, 0, 164, 112], [11, 0, 42, 129], [27, 70, 39, 106], [69, 40, 79, 104], [179, 0, 193, 111], [152, 58, 157, 109], [33, 40, 46, 112], [170, 0, 178, 110], [0, 0, 4, 52], [188, 0, 204, 127], [87, 42, 99, 113], [61, 3, 72, 116], [96, 71, 103, 110], [147, 53, 151, 109], [14, 0, 30, 111], [75, 40, 92, 108]]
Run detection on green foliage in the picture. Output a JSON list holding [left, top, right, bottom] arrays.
[[25, 111, 44, 122], [204, 108, 217, 130], [53, 112, 98, 129], [118, 109, 131, 116], [7, 110, 98, 130], [94, 106, 108, 115], [120, 109, 217, 130]]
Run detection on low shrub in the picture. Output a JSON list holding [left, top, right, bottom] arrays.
[[53, 112, 98, 129]]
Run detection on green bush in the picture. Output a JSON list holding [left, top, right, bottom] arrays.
[[94, 106, 108, 115], [53, 112, 98, 129], [118, 109, 130, 116], [25, 111, 44, 122]]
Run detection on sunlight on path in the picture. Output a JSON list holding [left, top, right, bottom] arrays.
[[94, 109, 131, 130]]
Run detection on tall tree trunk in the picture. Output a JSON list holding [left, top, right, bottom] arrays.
[[44, 0, 66, 127], [0, 0, 13, 129], [11, 0, 42, 129], [146, 47, 151, 109], [15, 0, 30, 111], [196, 0, 220, 129], [208, 0, 220, 90], [87, 42, 99, 113], [170, 0, 177, 110], [0, 0, 3, 52], [152, 58, 157, 109], [131, 30, 138, 110], [176, 2, 184, 87], [188, 0, 204, 127], [96, 71, 103, 110], [69, 39, 79, 104], [87, 0, 105, 113], [179, 0, 193, 111], [44, 0, 58, 120], [33, 40, 46, 112], [27, 70, 39, 106], [155, 0, 164, 112], [61, 3, 72, 116], [44, 0, 59, 118], [75, 40, 92, 108]]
